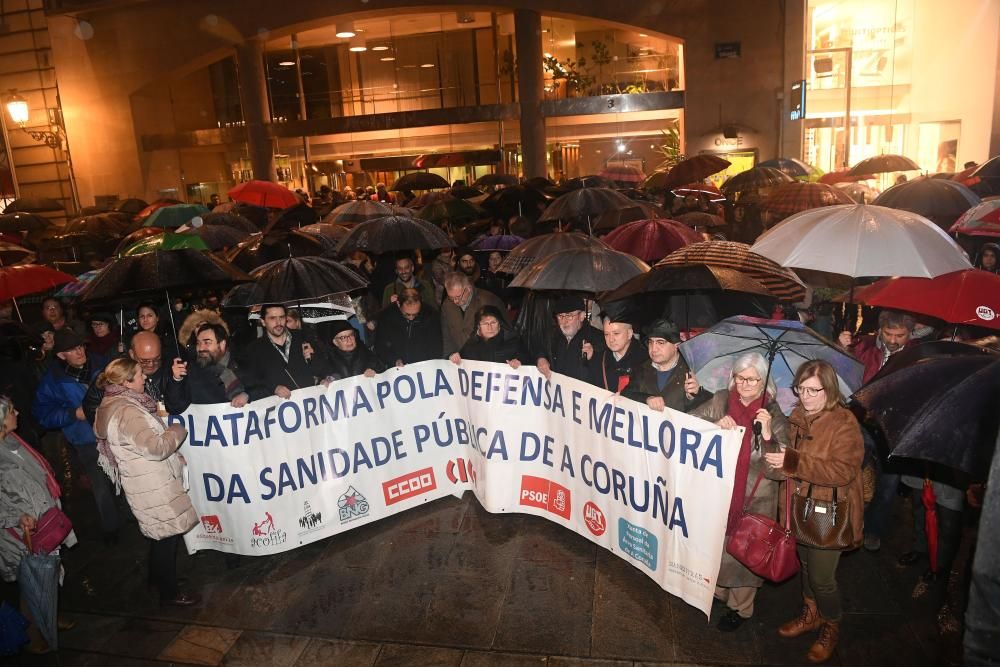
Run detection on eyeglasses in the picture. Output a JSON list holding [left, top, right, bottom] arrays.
[[555, 312, 580, 321], [136, 356, 161, 367], [479, 319, 499, 328], [333, 334, 355, 343], [733, 375, 761, 385], [793, 385, 825, 398]]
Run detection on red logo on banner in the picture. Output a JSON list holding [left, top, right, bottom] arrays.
[[200, 515, 223, 534], [583, 502, 606, 536], [383, 467, 437, 506], [446, 458, 475, 484], [519, 475, 571, 520]]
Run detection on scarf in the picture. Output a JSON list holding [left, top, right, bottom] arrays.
[[96, 384, 158, 494], [61, 359, 91, 383], [724, 388, 770, 535], [204, 352, 246, 400]]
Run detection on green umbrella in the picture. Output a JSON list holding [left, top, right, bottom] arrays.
[[122, 232, 209, 256], [142, 203, 209, 228]]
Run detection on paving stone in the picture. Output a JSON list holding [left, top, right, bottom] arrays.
[[293, 637, 381, 666], [421, 572, 509, 648], [668, 595, 759, 665], [548, 657, 634, 666], [98, 617, 185, 660], [57, 612, 128, 651], [222, 630, 310, 666], [460, 650, 547, 666], [374, 642, 465, 666], [158, 625, 242, 666]]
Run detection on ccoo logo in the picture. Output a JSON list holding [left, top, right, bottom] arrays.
[[383, 467, 437, 506], [582, 502, 606, 536]]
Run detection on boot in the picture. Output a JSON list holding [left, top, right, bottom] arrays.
[[807, 620, 840, 663], [778, 597, 821, 638]]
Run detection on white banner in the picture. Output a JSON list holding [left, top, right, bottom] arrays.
[[170, 360, 740, 617]]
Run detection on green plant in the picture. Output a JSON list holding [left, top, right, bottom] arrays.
[[655, 124, 685, 171], [543, 54, 593, 98]]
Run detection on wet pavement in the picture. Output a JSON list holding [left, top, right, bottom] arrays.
[[10, 471, 963, 667]]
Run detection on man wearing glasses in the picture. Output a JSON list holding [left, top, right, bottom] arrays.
[[83, 331, 168, 423], [441, 272, 506, 357], [624, 318, 711, 413], [535, 296, 605, 386]]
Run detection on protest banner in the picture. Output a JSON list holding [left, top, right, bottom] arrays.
[[170, 360, 740, 616]]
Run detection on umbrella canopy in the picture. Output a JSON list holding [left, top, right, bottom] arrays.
[[3, 197, 64, 213], [565, 175, 615, 190], [225, 230, 332, 273], [273, 202, 320, 229], [54, 268, 103, 299], [113, 227, 165, 256], [177, 224, 249, 251], [114, 198, 149, 215], [847, 154, 920, 177], [818, 169, 875, 185], [497, 232, 607, 274], [671, 182, 726, 202], [470, 234, 524, 252], [200, 212, 259, 233], [0, 242, 35, 266], [122, 232, 209, 256], [721, 167, 795, 197], [0, 213, 49, 233], [600, 263, 773, 303], [16, 545, 60, 650], [537, 187, 637, 226], [950, 200, 1000, 237], [408, 191, 451, 208], [848, 269, 1000, 330], [659, 240, 807, 301], [336, 215, 454, 254], [510, 246, 649, 292], [298, 223, 352, 243], [0, 264, 75, 301], [392, 172, 449, 191], [592, 201, 665, 233], [601, 218, 702, 263], [751, 204, 972, 279], [599, 164, 646, 186], [132, 200, 181, 225], [323, 200, 394, 225], [418, 197, 483, 224], [647, 155, 731, 190], [679, 315, 865, 414], [759, 158, 815, 178], [834, 181, 879, 204], [473, 173, 518, 188], [675, 211, 727, 228], [228, 180, 300, 209], [964, 155, 1000, 196], [64, 213, 130, 238], [143, 204, 209, 229], [481, 185, 550, 220], [873, 178, 980, 229], [760, 182, 854, 220], [450, 185, 485, 200], [852, 350, 1000, 474], [228, 256, 368, 306]]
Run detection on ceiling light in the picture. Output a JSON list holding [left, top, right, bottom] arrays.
[[349, 38, 367, 52], [380, 56, 396, 62], [420, 63, 435, 68], [639, 33, 648, 37], [543, 52, 552, 58], [372, 45, 389, 51], [278, 60, 295, 66], [335, 22, 356, 38], [617, 143, 626, 152]]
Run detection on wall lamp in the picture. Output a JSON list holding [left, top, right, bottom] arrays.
[[5, 90, 64, 150]]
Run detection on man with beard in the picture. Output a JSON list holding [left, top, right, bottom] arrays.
[[597, 314, 648, 393], [441, 272, 506, 357], [838, 309, 915, 384], [324, 320, 384, 380], [381, 255, 435, 308], [535, 296, 604, 387], [243, 304, 331, 399], [83, 331, 170, 423], [375, 288, 443, 367], [165, 322, 253, 413]]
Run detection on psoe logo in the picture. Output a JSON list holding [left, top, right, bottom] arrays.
[[583, 501, 606, 536], [250, 511, 287, 548], [200, 515, 223, 534], [976, 305, 996, 321], [383, 467, 437, 506], [298, 501, 323, 533], [519, 475, 572, 520], [338, 486, 370, 523]]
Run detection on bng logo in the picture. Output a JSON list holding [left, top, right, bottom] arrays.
[[338, 486, 370, 523]]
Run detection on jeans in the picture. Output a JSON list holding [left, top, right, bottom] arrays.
[[799, 545, 843, 621], [75, 444, 120, 534], [149, 534, 180, 599]]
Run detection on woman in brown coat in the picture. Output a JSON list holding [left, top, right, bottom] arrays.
[[764, 359, 864, 664], [691, 352, 789, 632]]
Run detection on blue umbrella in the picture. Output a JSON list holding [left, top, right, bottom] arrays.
[[470, 234, 525, 252], [679, 315, 864, 414], [15, 533, 60, 651]]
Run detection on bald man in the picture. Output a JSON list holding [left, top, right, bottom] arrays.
[[83, 331, 169, 424]]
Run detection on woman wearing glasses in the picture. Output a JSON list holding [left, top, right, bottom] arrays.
[[763, 359, 864, 664], [691, 352, 789, 632], [448, 305, 527, 369]]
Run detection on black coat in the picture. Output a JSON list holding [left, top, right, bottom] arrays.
[[535, 324, 605, 387], [623, 355, 711, 413], [374, 306, 443, 366], [164, 353, 259, 414], [325, 345, 385, 380], [83, 363, 170, 425], [242, 330, 331, 395], [596, 340, 648, 392], [460, 328, 527, 364]]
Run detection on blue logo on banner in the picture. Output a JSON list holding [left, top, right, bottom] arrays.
[[618, 518, 658, 571]]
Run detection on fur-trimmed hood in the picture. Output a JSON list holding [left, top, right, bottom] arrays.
[[177, 310, 229, 349]]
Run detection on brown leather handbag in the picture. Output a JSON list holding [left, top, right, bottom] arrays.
[[726, 472, 800, 582], [790, 482, 853, 550]]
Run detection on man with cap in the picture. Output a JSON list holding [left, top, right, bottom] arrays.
[[597, 313, 648, 393], [535, 296, 605, 386], [33, 328, 120, 542], [374, 288, 444, 367], [623, 318, 711, 412], [323, 320, 385, 381]]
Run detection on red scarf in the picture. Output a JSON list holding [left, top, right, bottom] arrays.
[[724, 389, 769, 535]]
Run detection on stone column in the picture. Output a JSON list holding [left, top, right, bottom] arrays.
[[235, 37, 276, 182], [515, 10, 547, 180]]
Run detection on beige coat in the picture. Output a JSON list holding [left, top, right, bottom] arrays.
[[94, 393, 197, 540]]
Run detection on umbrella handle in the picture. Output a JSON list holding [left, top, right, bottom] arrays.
[[24, 526, 33, 554]]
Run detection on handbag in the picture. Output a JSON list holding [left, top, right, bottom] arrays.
[[5, 506, 72, 555], [790, 482, 853, 550], [726, 471, 800, 583]]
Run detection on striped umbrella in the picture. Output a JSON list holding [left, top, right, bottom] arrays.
[[671, 182, 726, 202], [949, 200, 1000, 237], [54, 268, 103, 298], [497, 232, 607, 275], [658, 240, 807, 301], [0, 241, 35, 266], [721, 167, 795, 197], [760, 182, 854, 219], [322, 200, 393, 225], [599, 164, 646, 185]]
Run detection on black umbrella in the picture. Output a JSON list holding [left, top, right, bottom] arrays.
[[273, 201, 320, 230], [853, 349, 1000, 475], [201, 212, 259, 234], [450, 185, 485, 199], [226, 256, 368, 306], [847, 154, 919, 177], [391, 172, 449, 191], [537, 187, 637, 229], [226, 230, 332, 272], [473, 173, 518, 188], [336, 215, 453, 254], [720, 167, 794, 197], [179, 223, 249, 251], [872, 178, 980, 230], [565, 175, 615, 190], [496, 232, 607, 274], [482, 185, 550, 221], [0, 213, 50, 233], [63, 213, 131, 238], [115, 198, 149, 215], [510, 247, 649, 292], [600, 263, 773, 303], [298, 223, 352, 243], [322, 200, 393, 224], [4, 197, 64, 213]]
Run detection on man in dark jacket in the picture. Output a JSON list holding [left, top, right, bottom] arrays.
[[374, 289, 443, 367], [623, 318, 711, 412], [165, 322, 256, 413], [84, 331, 171, 423], [597, 314, 647, 393], [324, 320, 384, 380], [243, 304, 331, 398], [534, 296, 604, 387]]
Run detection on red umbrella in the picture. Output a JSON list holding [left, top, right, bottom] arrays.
[[228, 180, 301, 209], [0, 264, 75, 319], [922, 479, 939, 574], [849, 269, 1000, 330], [950, 200, 1000, 237], [602, 218, 702, 263], [760, 181, 854, 219]]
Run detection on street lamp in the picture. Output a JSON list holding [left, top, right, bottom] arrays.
[[5, 89, 65, 150]]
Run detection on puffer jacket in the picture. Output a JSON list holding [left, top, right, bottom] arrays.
[[94, 393, 197, 540]]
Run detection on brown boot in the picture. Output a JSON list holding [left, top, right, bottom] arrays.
[[778, 597, 821, 638], [807, 620, 840, 663]]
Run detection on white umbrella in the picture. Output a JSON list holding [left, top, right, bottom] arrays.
[[751, 204, 971, 279]]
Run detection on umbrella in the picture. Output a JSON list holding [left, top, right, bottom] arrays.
[[0, 264, 75, 301], [921, 479, 939, 573], [122, 232, 209, 256], [15, 531, 60, 651], [132, 200, 181, 225], [964, 156, 1000, 196], [229, 180, 300, 209], [114, 198, 149, 215], [298, 223, 352, 243], [322, 200, 393, 225], [408, 191, 451, 208], [852, 351, 1000, 475], [537, 187, 637, 229], [600, 263, 773, 303], [481, 185, 550, 220], [450, 185, 485, 199], [659, 240, 807, 301], [599, 164, 646, 186], [497, 232, 607, 274], [950, 200, 1000, 237], [391, 172, 449, 191], [143, 204, 209, 228], [418, 197, 483, 224], [679, 315, 865, 414], [80, 248, 252, 302], [272, 202, 320, 229], [3, 197, 64, 214], [675, 211, 727, 228], [63, 213, 130, 238], [54, 268, 103, 298], [721, 167, 795, 197], [225, 230, 332, 273], [565, 175, 615, 190], [759, 158, 815, 179], [647, 155, 731, 190], [834, 181, 879, 204], [873, 179, 980, 230], [226, 256, 368, 306], [592, 201, 665, 233], [847, 154, 920, 177], [751, 204, 972, 280], [602, 218, 702, 263], [848, 269, 1000, 331], [473, 173, 518, 188], [819, 169, 875, 185], [0, 242, 35, 266], [510, 247, 649, 293], [760, 182, 854, 220], [113, 227, 165, 256], [200, 212, 259, 233], [336, 215, 453, 254], [671, 182, 726, 202], [470, 234, 524, 252], [177, 224, 249, 251], [0, 213, 49, 233]]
